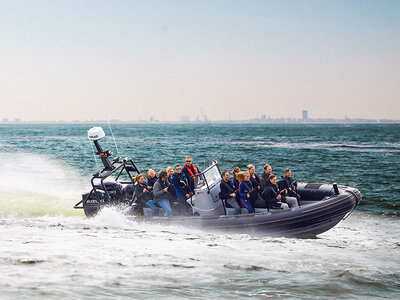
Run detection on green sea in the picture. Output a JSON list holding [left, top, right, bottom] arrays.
[[0, 123, 399, 299]]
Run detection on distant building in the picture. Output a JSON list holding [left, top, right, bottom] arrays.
[[180, 116, 190, 122], [2, 118, 8, 122], [302, 110, 308, 120], [14, 118, 21, 122]]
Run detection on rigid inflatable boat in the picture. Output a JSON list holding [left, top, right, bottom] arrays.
[[74, 127, 361, 238]]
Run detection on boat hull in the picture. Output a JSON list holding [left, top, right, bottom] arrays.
[[131, 187, 361, 238]]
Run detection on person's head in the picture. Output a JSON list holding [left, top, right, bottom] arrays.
[[146, 169, 156, 179], [269, 174, 277, 184], [248, 164, 255, 175], [174, 164, 182, 173], [185, 156, 193, 167], [285, 168, 291, 178], [231, 167, 240, 175], [166, 167, 173, 177], [134, 174, 144, 184], [158, 170, 168, 181], [264, 164, 272, 175], [236, 171, 250, 182], [221, 171, 229, 181]]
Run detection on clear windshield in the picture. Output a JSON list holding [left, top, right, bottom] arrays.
[[202, 163, 221, 187]]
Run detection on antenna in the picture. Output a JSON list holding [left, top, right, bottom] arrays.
[[107, 120, 120, 157]]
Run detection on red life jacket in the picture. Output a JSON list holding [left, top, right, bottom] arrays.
[[184, 164, 199, 179]]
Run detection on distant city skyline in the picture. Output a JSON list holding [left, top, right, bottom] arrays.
[[0, 1, 399, 121], [1, 110, 399, 124]]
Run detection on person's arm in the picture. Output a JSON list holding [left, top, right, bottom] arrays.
[[153, 182, 167, 198]]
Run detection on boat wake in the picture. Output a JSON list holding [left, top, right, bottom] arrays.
[[0, 152, 87, 217]]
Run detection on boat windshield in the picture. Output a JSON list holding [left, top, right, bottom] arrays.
[[199, 163, 221, 188]]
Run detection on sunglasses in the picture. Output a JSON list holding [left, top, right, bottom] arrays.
[[186, 160, 192, 162], [176, 167, 182, 170]]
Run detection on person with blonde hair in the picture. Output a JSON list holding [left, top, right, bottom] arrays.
[[237, 171, 254, 213], [248, 164, 261, 192], [145, 169, 158, 189]]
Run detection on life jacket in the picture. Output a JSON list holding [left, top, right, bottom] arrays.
[[184, 164, 199, 180]]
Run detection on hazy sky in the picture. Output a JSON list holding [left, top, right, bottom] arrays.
[[1, 0, 399, 121]]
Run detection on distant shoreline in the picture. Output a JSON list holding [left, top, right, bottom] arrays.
[[1, 120, 399, 125]]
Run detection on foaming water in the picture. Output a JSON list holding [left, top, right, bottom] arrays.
[[0, 211, 399, 299], [0, 152, 86, 217]]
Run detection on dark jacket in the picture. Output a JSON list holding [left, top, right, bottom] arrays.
[[238, 181, 252, 201], [250, 173, 261, 192], [282, 176, 294, 190], [232, 175, 239, 190], [260, 172, 270, 191], [134, 182, 152, 204], [219, 179, 235, 200], [262, 181, 281, 208], [171, 172, 191, 198], [147, 176, 158, 188], [182, 164, 201, 192], [153, 179, 173, 202]]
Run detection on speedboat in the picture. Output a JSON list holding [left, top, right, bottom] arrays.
[[74, 127, 361, 238]]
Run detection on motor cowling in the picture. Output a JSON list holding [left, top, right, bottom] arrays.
[[94, 182, 125, 201]]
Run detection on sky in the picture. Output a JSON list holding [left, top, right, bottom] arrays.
[[0, 0, 399, 121]]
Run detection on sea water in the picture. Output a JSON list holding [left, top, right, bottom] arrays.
[[0, 123, 399, 299]]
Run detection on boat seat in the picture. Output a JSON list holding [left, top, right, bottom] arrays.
[[225, 208, 237, 215], [254, 208, 269, 213]]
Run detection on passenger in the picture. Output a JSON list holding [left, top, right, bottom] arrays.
[[262, 174, 289, 209], [166, 166, 177, 204], [281, 168, 299, 208], [282, 168, 296, 193], [237, 171, 254, 213], [133, 174, 156, 216], [152, 170, 173, 217], [231, 167, 241, 190], [166, 167, 174, 184], [248, 164, 261, 192], [182, 156, 203, 193], [219, 171, 241, 215], [171, 164, 191, 216], [260, 164, 272, 190], [145, 169, 158, 189]]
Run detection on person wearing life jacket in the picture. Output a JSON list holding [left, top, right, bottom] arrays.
[[182, 156, 203, 193]]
